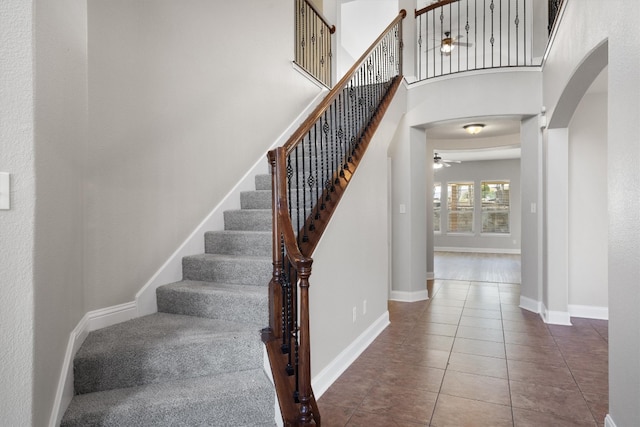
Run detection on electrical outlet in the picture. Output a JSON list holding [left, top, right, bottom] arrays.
[[363, 300, 367, 315], [352, 307, 357, 323]]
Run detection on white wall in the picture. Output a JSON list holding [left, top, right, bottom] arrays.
[[85, 0, 322, 310], [337, 0, 399, 78], [568, 90, 607, 313], [33, 1, 89, 425], [543, 0, 640, 424], [433, 159, 521, 253], [0, 1, 35, 425]]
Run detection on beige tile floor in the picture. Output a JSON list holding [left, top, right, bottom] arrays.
[[317, 279, 609, 426]]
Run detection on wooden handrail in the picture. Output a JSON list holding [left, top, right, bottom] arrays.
[[415, 0, 460, 17], [266, 10, 406, 424], [302, 0, 336, 34], [284, 9, 407, 154]]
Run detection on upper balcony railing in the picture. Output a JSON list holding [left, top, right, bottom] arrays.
[[415, 0, 544, 81], [295, 0, 336, 87]]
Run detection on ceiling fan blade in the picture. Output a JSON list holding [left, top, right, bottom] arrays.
[[442, 159, 462, 164], [442, 162, 452, 167]]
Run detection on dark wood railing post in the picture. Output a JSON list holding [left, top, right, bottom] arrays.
[[296, 259, 313, 425]]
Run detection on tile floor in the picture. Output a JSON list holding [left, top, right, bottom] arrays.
[[317, 279, 609, 426]]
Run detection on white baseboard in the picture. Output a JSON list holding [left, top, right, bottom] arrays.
[[427, 272, 434, 280], [541, 303, 572, 326], [312, 311, 390, 398], [435, 247, 521, 254], [389, 289, 429, 302], [50, 301, 137, 427], [135, 90, 328, 316], [519, 295, 542, 314], [605, 414, 617, 427], [568, 304, 609, 320]]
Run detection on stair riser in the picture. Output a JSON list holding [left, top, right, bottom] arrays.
[[74, 335, 262, 395], [241, 190, 321, 210], [224, 210, 272, 231], [62, 370, 274, 427], [157, 285, 268, 326], [205, 231, 271, 257], [183, 255, 272, 285]]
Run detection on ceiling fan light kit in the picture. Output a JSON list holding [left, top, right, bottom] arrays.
[[463, 123, 485, 135]]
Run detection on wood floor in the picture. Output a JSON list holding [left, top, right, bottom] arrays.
[[434, 251, 521, 284]]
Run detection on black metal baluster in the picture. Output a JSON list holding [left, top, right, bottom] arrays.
[[523, 0, 527, 65], [432, 9, 436, 77], [449, 2, 452, 74], [490, 0, 495, 68], [508, 0, 511, 65], [301, 137, 309, 242], [499, 0, 502, 67], [418, 15, 423, 81], [515, 0, 519, 66], [475, 0, 478, 70], [466, 0, 470, 71], [483, 0, 486, 69], [322, 112, 331, 203]]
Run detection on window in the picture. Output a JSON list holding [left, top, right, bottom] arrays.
[[481, 181, 510, 233], [447, 182, 474, 233], [433, 183, 441, 232]]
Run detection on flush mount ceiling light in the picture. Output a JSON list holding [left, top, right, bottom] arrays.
[[463, 123, 485, 135]]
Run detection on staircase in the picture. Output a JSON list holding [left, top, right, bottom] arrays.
[[61, 174, 277, 427]]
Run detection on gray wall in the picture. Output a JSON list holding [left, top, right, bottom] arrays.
[[85, 0, 321, 310], [542, 0, 640, 423], [0, 1, 36, 424], [433, 159, 522, 253]]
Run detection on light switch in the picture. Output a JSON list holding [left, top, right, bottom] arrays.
[[530, 202, 536, 214], [399, 204, 406, 214], [0, 173, 10, 210]]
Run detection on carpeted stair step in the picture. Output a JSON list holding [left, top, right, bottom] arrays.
[[240, 190, 272, 210], [61, 369, 274, 427], [241, 190, 320, 211], [182, 253, 271, 285], [205, 230, 271, 257], [157, 280, 268, 325], [255, 174, 271, 191], [73, 313, 263, 395], [224, 209, 272, 231]]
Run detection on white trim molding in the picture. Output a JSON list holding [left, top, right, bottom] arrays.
[[50, 301, 137, 427], [604, 414, 617, 427], [541, 303, 572, 326], [312, 311, 389, 398], [568, 304, 609, 320], [435, 246, 521, 255], [519, 295, 542, 314], [427, 271, 434, 280], [389, 289, 429, 302]]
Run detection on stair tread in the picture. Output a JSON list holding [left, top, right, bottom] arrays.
[[161, 280, 268, 296], [76, 312, 260, 359], [62, 369, 273, 427], [185, 253, 271, 261]]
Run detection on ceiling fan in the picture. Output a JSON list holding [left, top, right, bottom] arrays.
[[434, 152, 461, 169], [428, 32, 472, 55]]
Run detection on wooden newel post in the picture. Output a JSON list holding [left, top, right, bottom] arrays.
[[267, 150, 283, 339], [296, 260, 313, 425]]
